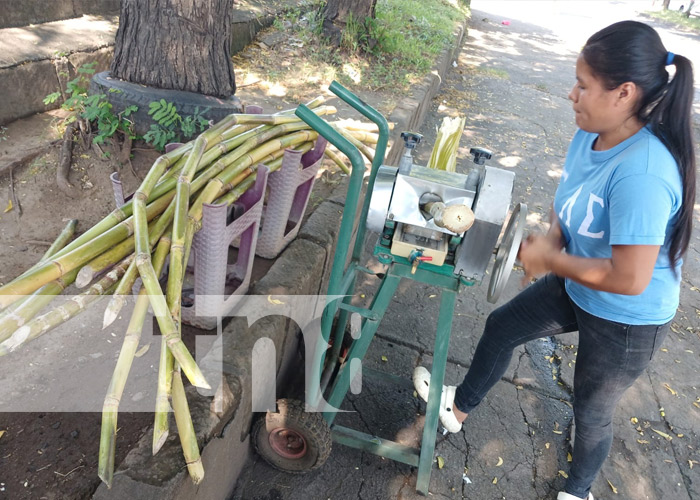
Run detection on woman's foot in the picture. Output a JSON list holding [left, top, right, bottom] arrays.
[[412, 366, 467, 433], [557, 492, 594, 500]]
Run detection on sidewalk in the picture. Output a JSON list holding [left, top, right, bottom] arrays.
[[231, 2, 700, 499]]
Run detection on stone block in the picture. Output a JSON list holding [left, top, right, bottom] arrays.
[[0, 60, 60, 125]]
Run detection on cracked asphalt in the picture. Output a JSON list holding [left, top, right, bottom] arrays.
[[231, 1, 700, 498]]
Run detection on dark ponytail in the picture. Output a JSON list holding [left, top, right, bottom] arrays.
[[582, 21, 696, 269]]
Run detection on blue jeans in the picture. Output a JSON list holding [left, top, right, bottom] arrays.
[[453, 274, 669, 498]]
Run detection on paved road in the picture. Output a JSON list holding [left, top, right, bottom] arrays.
[[232, 2, 700, 499]]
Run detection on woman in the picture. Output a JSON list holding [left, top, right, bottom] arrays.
[[413, 20, 696, 500]]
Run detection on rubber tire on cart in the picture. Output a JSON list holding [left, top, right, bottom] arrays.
[[253, 398, 332, 473]]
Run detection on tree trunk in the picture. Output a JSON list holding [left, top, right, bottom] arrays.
[[322, 0, 378, 47], [684, 0, 696, 16], [662, 0, 671, 9], [111, 0, 236, 98]]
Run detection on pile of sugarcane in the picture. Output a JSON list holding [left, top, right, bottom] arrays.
[[0, 97, 384, 487]]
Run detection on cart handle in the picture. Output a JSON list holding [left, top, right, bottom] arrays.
[[295, 104, 363, 298]]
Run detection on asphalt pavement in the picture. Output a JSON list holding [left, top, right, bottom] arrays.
[[231, 2, 700, 499]]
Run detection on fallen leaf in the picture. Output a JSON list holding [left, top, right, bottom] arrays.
[[428, 294, 437, 298], [677, 434, 684, 438], [567, 452, 572, 462], [496, 457, 503, 467], [3, 200, 12, 213], [693, 402, 700, 409], [437, 456, 445, 469], [492, 477, 498, 484], [558, 470, 568, 479], [651, 428, 673, 441], [630, 417, 638, 425], [134, 344, 150, 358], [553, 430, 563, 435], [664, 384, 678, 396], [266, 295, 284, 305], [685, 350, 694, 354], [515, 385, 524, 390], [660, 348, 669, 352], [413, 390, 418, 398], [0, 430, 5, 440], [545, 442, 550, 449], [607, 479, 618, 494], [381, 355, 388, 362], [637, 439, 649, 444]]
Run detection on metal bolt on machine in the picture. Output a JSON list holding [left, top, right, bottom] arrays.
[[252, 81, 527, 495]]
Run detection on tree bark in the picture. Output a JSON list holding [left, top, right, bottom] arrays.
[[322, 0, 378, 47], [662, 0, 671, 9], [111, 0, 236, 98]]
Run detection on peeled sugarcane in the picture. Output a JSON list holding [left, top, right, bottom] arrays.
[[427, 115, 466, 172], [98, 234, 171, 488], [0, 254, 133, 355]]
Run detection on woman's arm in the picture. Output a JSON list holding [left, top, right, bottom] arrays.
[[519, 233, 659, 295]]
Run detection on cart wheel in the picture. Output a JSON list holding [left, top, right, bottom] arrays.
[[487, 203, 527, 303], [253, 398, 332, 473]]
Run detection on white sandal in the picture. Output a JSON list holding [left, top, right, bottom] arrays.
[[412, 366, 462, 433], [557, 492, 594, 500]]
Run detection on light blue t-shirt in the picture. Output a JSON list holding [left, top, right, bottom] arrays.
[[552, 127, 682, 325]]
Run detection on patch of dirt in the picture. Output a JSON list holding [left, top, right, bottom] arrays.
[[0, 138, 159, 499]]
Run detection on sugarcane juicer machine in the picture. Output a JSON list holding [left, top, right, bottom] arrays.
[[253, 81, 526, 495]]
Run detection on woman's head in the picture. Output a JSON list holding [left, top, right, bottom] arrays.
[[580, 21, 670, 125], [575, 20, 696, 269]]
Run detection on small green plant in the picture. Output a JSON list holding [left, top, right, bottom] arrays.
[[0, 126, 7, 141], [143, 100, 210, 150], [44, 62, 136, 145]]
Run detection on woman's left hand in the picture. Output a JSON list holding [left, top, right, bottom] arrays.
[[518, 232, 560, 285]]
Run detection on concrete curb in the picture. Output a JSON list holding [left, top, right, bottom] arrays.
[[91, 12, 470, 500]]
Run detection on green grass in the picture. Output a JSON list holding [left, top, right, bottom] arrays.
[[254, 0, 468, 92], [646, 9, 700, 32]]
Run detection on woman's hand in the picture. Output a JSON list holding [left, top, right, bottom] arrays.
[[518, 232, 561, 285]]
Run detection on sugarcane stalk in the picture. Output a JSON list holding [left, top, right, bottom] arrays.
[[333, 118, 395, 133], [102, 144, 243, 329], [98, 234, 171, 488], [344, 129, 379, 144], [159, 123, 260, 183], [152, 333, 175, 454], [330, 124, 375, 163], [0, 255, 133, 355], [132, 127, 214, 390], [40, 219, 78, 262], [0, 219, 79, 333], [171, 368, 204, 483], [0, 191, 175, 309], [0, 269, 79, 343], [324, 148, 351, 174], [193, 131, 319, 219]]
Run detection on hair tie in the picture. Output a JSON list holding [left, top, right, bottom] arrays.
[[666, 51, 675, 66]]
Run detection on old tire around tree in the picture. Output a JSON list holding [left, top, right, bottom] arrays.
[[253, 399, 332, 473]]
